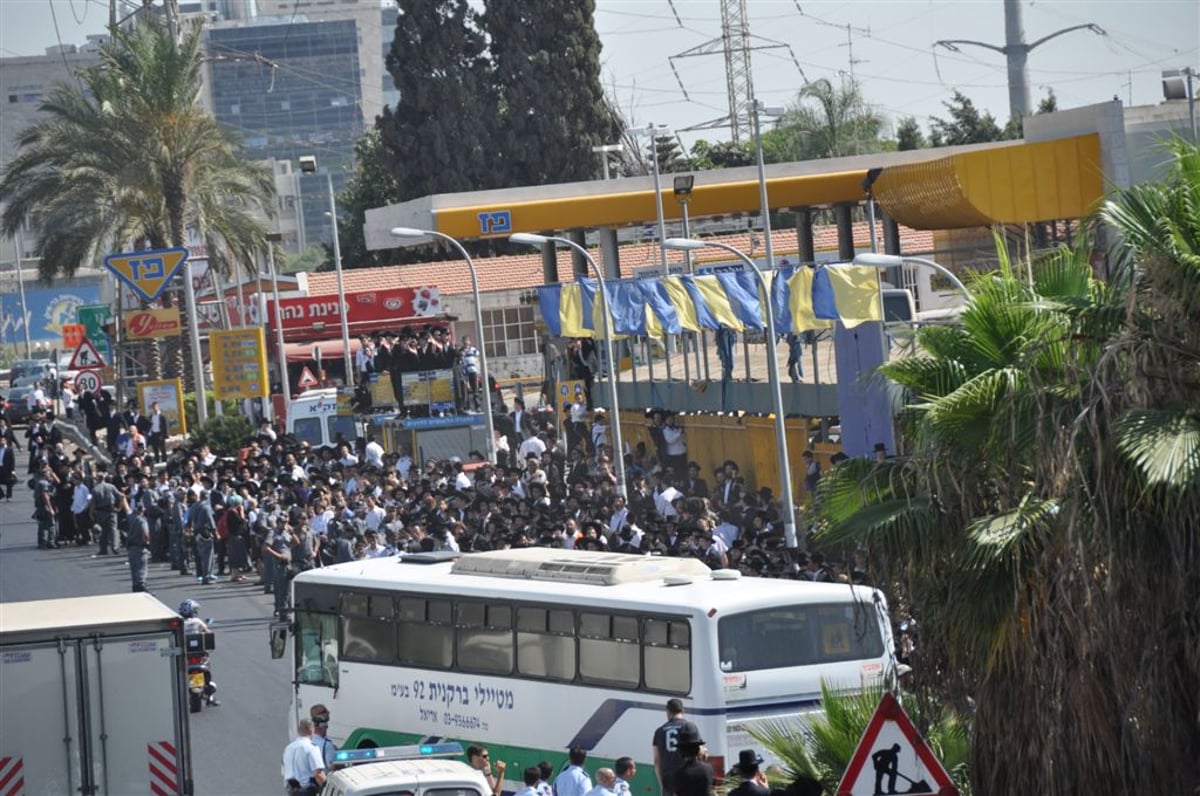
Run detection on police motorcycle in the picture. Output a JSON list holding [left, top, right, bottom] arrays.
[[178, 599, 220, 712]]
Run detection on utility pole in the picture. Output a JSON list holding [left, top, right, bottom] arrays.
[[936, 0, 1105, 120]]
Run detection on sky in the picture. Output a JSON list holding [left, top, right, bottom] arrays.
[[1, 0, 1197, 144]]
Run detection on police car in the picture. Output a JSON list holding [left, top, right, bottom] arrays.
[[319, 743, 490, 796]]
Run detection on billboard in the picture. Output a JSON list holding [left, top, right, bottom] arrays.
[[0, 278, 102, 345], [210, 327, 269, 400]]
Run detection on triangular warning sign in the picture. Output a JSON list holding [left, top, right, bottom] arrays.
[[298, 366, 320, 389], [837, 692, 958, 796], [69, 338, 107, 370], [103, 247, 189, 304]]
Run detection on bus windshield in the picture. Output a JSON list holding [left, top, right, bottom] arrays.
[[717, 603, 883, 672], [296, 610, 338, 687]]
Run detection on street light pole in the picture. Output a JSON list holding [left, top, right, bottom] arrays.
[[630, 124, 671, 270], [12, 229, 31, 357], [510, 232, 627, 499], [390, 228, 496, 465], [664, 236, 800, 549], [266, 232, 288, 410], [852, 253, 971, 297], [299, 155, 354, 385]]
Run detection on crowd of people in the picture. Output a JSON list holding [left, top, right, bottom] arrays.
[[5, 370, 869, 604]]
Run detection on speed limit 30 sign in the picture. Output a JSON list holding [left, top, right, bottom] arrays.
[[74, 370, 103, 394]]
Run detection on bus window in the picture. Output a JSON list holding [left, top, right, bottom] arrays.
[[293, 417, 323, 447], [456, 601, 514, 675], [717, 604, 883, 672], [643, 618, 691, 694], [340, 592, 397, 664], [296, 611, 338, 687], [398, 598, 453, 668], [516, 607, 575, 681], [579, 612, 639, 688]]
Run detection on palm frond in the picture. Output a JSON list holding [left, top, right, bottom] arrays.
[[1113, 408, 1200, 490]]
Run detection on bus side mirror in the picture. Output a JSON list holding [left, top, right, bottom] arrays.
[[269, 621, 289, 660]]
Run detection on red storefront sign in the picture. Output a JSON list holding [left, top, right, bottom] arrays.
[[267, 286, 442, 342]]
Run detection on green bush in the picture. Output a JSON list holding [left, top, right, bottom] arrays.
[[187, 413, 253, 456], [182, 390, 241, 432]]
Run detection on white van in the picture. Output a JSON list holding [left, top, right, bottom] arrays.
[[286, 388, 359, 449], [319, 744, 490, 796]]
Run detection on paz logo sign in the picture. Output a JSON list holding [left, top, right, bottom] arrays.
[[103, 248, 189, 303]]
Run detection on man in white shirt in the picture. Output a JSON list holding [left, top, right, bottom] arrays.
[[553, 748, 592, 796], [394, 447, 413, 481], [584, 768, 617, 796], [654, 481, 684, 519], [363, 435, 385, 468], [281, 718, 326, 795], [338, 444, 359, 469], [363, 496, 387, 532], [518, 432, 547, 462], [453, 458, 473, 491]]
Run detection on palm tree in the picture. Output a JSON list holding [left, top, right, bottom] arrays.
[[1, 17, 274, 388], [814, 140, 1200, 793], [776, 78, 884, 160]]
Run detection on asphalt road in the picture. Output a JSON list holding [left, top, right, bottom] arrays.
[[0, 477, 292, 795]]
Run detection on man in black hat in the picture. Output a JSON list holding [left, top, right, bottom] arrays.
[[670, 726, 713, 796], [727, 751, 769, 796]]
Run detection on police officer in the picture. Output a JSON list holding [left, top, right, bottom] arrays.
[[90, 471, 122, 556], [281, 718, 325, 796], [309, 704, 338, 770], [262, 516, 292, 616], [126, 495, 151, 592]]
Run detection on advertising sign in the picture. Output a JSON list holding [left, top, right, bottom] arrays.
[[61, 323, 86, 350], [0, 281, 102, 345], [266, 287, 442, 337], [401, 369, 456, 414], [137, 379, 187, 436], [123, 307, 183, 340], [210, 328, 268, 400]]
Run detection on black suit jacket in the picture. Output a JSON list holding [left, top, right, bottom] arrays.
[[0, 445, 15, 481], [685, 477, 709, 499]]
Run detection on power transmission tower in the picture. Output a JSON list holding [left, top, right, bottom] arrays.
[[935, 0, 1105, 119], [666, 0, 807, 143]]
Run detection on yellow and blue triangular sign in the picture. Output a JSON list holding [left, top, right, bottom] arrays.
[[103, 247, 189, 303]]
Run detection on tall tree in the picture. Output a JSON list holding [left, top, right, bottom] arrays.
[[483, 0, 621, 187], [689, 139, 755, 170], [896, 116, 926, 151], [0, 18, 273, 389], [377, 0, 499, 202], [776, 78, 885, 160], [334, 129, 401, 270], [929, 90, 1005, 146]]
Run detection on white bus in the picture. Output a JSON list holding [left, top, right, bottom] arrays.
[[280, 549, 894, 793]]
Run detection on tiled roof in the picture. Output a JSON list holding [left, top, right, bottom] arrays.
[[307, 223, 935, 297]]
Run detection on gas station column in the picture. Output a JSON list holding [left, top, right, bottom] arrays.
[[796, 207, 816, 264], [568, 229, 589, 278], [598, 227, 620, 280], [835, 203, 855, 260]]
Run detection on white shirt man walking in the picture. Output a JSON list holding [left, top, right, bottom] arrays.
[[282, 718, 326, 795]]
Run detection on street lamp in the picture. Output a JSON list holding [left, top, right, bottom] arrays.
[[628, 124, 672, 270], [752, 102, 786, 272], [390, 227, 496, 465], [509, 232, 627, 498], [592, 143, 624, 180], [298, 155, 353, 384], [265, 231, 288, 411], [852, 253, 971, 297], [664, 236, 801, 549]]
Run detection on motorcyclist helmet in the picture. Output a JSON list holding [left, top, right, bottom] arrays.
[[179, 599, 201, 619]]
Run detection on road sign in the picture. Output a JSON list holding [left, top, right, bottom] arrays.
[[102, 247, 189, 304], [836, 692, 958, 796], [297, 367, 319, 390], [69, 339, 106, 370], [61, 323, 86, 350], [74, 370, 103, 394], [77, 304, 112, 362]]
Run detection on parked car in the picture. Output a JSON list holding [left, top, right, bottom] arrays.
[[2, 385, 50, 425], [9, 359, 54, 387]]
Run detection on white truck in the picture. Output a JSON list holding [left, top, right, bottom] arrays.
[[0, 593, 194, 795]]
